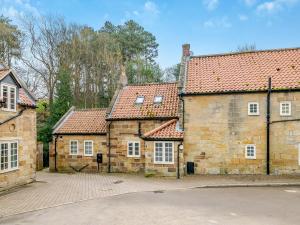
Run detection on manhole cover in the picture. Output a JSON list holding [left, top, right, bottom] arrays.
[[153, 190, 164, 194], [113, 180, 123, 184]]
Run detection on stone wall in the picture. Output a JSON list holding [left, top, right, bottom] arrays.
[[0, 107, 37, 191], [144, 140, 184, 177], [49, 135, 107, 173], [184, 92, 300, 175], [109, 120, 166, 173]]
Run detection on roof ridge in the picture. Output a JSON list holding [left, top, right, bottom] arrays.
[[143, 119, 177, 137], [75, 108, 107, 112], [125, 82, 177, 87], [190, 47, 300, 59]]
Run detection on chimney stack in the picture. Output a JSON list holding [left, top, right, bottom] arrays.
[[182, 44, 190, 57]]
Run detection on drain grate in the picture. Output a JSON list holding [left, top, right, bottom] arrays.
[[153, 190, 164, 194], [113, 180, 123, 184]]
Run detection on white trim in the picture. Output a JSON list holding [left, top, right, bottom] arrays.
[[69, 140, 79, 155], [127, 141, 141, 157], [248, 102, 259, 116], [84, 140, 93, 156], [298, 144, 300, 166], [245, 144, 256, 159], [154, 141, 174, 164], [0, 140, 18, 173], [280, 101, 292, 116], [1, 83, 17, 112]]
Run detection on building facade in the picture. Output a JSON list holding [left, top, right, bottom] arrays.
[[0, 68, 37, 191]]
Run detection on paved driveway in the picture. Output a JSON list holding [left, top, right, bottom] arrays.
[[1, 171, 300, 218], [1, 187, 300, 225]]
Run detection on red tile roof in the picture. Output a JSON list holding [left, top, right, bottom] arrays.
[[19, 89, 36, 107], [54, 108, 107, 134], [143, 119, 183, 140], [185, 48, 300, 94], [108, 83, 179, 120]]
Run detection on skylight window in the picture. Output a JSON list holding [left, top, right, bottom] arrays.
[[154, 96, 163, 104], [135, 96, 144, 104]]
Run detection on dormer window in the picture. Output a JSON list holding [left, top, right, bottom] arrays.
[[1, 84, 16, 111], [154, 96, 163, 104], [135, 96, 144, 104]]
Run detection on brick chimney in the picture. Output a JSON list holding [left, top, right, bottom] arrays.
[[182, 44, 190, 57]]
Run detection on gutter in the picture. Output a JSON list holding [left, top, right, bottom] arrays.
[[179, 93, 185, 131], [106, 116, 179, 121], [0, 108, 25, 126]]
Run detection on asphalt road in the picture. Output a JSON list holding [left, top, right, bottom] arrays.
[[1, 187, 299, 225]]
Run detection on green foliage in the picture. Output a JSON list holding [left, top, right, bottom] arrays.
[[37, 69, 73, 144], [0, 15, 22, 67]]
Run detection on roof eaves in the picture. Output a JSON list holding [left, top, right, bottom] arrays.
[[52, 106, 75, 134]]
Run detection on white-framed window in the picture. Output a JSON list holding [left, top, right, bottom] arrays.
[[280, 101, 291, 116], [127, 141, 140, 157], [245, 144, 256, 159], [154, 96, 163, 104], [84, 140, 93, 156], [69, 140, 78, 155], [1, 84, 16, 111], [0, 141, 18, 173], [154, 142, 174, 164], [135, 96, 144, 104], [248, 102, 259, 115]]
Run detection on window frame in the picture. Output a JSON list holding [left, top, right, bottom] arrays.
[[84, 140, 93, 156], [0, 140, 18, 173], [135, 96, 144, 104], [1, 83, 17, 112], [245, 144, 256, 160], [154, 141, 174, 164], [280, 101, 292, 116], [127, 141, 140, 158], [154, 96, 163, 104], [69, 140, 79, 155], [248, 102, 259, 116]]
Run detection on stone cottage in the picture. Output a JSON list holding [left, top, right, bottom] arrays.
[[50, 107, 107, 172], [180, 45, 300, 175], [0, 68, 37, 191], [106, 82, 181, 176]]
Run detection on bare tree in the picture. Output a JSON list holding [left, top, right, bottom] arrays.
[[236, 43, 256, 52], [21, 16, 69, 107]]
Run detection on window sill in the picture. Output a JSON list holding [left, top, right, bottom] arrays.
[[0, 168, 19, 174], [245, 157, 256, 160], [154, 162, 174, 165], [127, 155, 141, 158]]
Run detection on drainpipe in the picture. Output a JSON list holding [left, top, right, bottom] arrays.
[[177, 142, 182, 179], [179, 93, 185, 131], [54, 135, 58, 172], [266, 77, 272, 175], [138, 122, 142, 137], [108, 122, 111, 173]]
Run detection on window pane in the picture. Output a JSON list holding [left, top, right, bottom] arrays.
[[10, 87, 16, 110], [2, 86, 8, 109], [10, 142, 18, 168], [136, 96, 144, 104], [155, 143, 163, 162], [85, 141, 93, 155], [1, 143, 8, 170], [128, 143, 133, 155], [134, 143, 139, 156], [165, 143, 173, 162], [154, 96, 163, 104], [70, 141, 78, 154]]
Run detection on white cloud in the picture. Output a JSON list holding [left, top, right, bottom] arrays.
[[243, 0, 257, 6], [256, 0, 298, 14], [144, 1, 160, 15], [203, 17, 232, 28], [238, 14, 249, 21], [0, 0, 40, 23], [203, 0, 219, 11]]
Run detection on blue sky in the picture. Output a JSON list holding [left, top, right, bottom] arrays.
[[1, 0, 300, 68]]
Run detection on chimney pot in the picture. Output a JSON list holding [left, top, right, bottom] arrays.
[[182, 44, 190, 57]]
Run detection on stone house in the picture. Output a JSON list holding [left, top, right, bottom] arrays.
[[50, 107, 107, 172], [106, 82, 181, 176], [180, 45, 300, 175], [0, 68, 37, 191]]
